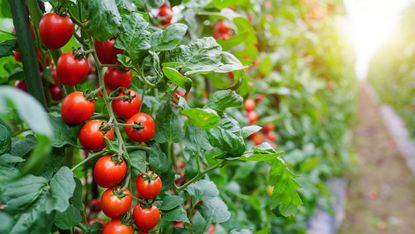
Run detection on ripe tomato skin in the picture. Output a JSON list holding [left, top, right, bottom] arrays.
[[208, 225, 216, 234], [88, 199, 101, 213], [262, 123, 274, 134], [124, 113, 156, 142], [15, 80, 27, 92], [101, 188, 132, 218], [246, 111, 259, 124], [57, 52, 89, 86], [248, 132, 264, 145], [104, 68, 132, 90], [13, 51, 21, 62], [93, 155, 127, 188], [244, 98, 256, 112], [133, 204, 160, 232], [112, 90, 141, 119], [266, 131, 277, 142], [102, 219, 133, 234], [51, 68, 59, 84], [158, 3, 173, 26], [94, 39, 123, 64], [213, 20, 232, 40], [61, 92, 96, 124], [39, 13, 74, 49], [79, 120, 114, 151], [136, 171, 162, 199], [49, 84, 63, 101]]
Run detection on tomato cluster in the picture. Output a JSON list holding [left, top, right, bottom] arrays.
[[213, 20, 233, 40]]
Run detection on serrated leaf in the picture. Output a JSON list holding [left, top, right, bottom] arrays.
[[186, 180, 219, 204], [0, 39, 17, 58], [181, 108, 220, 129], [116, 0, 136, 11], [241, 125, 262, 138], [10, 135, 36, 157], [71, 178, 84, 210], [0, 123, 11, 154], [130, 150, 147, 173], [49, 115, 81, 147], [200, 197, 231, 223], [207, 117, 245, 156], [162, 206, 190, 223], [160, 193, 184, 211], [206, 90, 243, 112], [54, 205, 81, 230], [154, 103, 184, 143], [45, 167, 76, 213], [162, 67, 192, 91], [0, 153, 24, 164], [151, 24, 188, 51]]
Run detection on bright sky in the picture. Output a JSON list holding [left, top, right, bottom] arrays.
[[344, 0, 414, 79]]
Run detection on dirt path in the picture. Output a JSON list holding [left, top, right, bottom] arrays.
[[338, 85, 415, 234]]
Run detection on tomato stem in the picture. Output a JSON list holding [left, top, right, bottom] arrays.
[[71, 150, 105, 171]]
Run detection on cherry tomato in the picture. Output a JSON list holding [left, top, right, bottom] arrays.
[[94, 39, 123, 65], [133, 204, 160, 232], [124, 113, 155, 142], [57, 52, 89, 86], [266, 131, 277, 142], [244, 98, 255, 112], [248, 132, 264, 145], [158, 3, 173, 26], [208, 225, 216, 234], [175, 222, 184, 228], [102, 219, 133, 234], [228, 72, 235, 84], [94, 155, 127, 188], [173, 90, 191, 104], [213, 20, 232, 40], [51, 68, 59, 84], [79, 120, 114, 151], [39, 13, 74, 49], [49, 84, 63, 101], [262, 124, 274, 134], [88, 199, 101, 213], [246, 111, 259, 124], [104, 68, 132, 90], [255, 94, 265, 103], [101, 187, 132, 218], [15, 80, 27, 92], [136, 171, 162, 199], [13, 51, 21, 62], [61, 92, 96, 124], [112, 90, 141, 119]]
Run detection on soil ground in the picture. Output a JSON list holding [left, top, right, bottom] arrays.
[[338, 85, 415, 234]]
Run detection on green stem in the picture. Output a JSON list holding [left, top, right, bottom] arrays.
[[71, 151, 104, 171], [176, 161, 226, 192], [125, 145, 151, 151]]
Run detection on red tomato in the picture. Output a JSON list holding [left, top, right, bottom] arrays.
[[175, 222, 184, 228], [101, 187, 132, 218], [208, 225, 216, 234], [15, 80, 27, 92], [255, 94, 265, 103], [213, 20, 232, 40], [57, 52, 89, 86], [266, 131, 277, 142], [248, 132, 264, 145], [158, 3, 173, 26], [246, 111, 259, 124], [104, 68, 132, 90], [102, 219, 133, 234], [112, 90, 141, 119], [244, 98, 255, 112], [88, 199, 101, 213], [133, 204, 160, 232], [94, 39, 123, 65], [13, 51, 21, 62], [39, 13, 74, 49], [93, 155, 127, 188], [79, 120, 114, 151], [61, 92, 96, 124], [51, 68, 59, 84], [136, 171, 162, 199], [124, 113, 155, 142], [49, 84, 63, 101], [262, 124, 274, 134]]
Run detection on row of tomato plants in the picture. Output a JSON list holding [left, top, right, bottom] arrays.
[[0, 0, 356, 233]]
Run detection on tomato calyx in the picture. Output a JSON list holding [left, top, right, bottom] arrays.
[[99, 121, 112, 134], [112, 187, 129, 199], [110, 154, 125, 165], [142, 171, 159, 183], [131, 121, 145, 131], [120, 214, 134, 226], [83, 89, 98, 101], [119, 90, 137, 103], [72, 47, 87, 60]]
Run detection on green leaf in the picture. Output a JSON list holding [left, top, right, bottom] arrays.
[[45, 167, 76, 213], [270, 158, 302, 216], [0, 87, 53, 138], [206, 90, 243, 112], [82, 0, 121, 41], [151, 24, 188, 51], [54, 205, 81, 230], [115, 0, 136, 11], [241, 125, 262, 138], [181, 108, 220, 129], [0, 123, 11, 154], [186, 180, 219, 204], [191, 211, 208, 234], [154, 103, 184, 143], [207, 117, 245, 156], [183, 123, 212, 155], [162, 206, 190, 223], [49, 115, 81, 147], [0, 0, 11, 18], [162, 67, 192, 91], [149, 146, 175, 192], [19, 135, 51, 176], [71, 178, 84, 210], [200, 197, 231, 223], [10, 135, 37, 157], [0, 39, 17, 58], [0, 212, 13, 233], [241, 148, 284, 162], [85, 222, 103, 234], [160, 193, 184, 211], [129, 150, 147, 173], [0, 154, 24, 164]]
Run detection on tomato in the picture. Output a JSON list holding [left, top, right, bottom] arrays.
[[158, 3, 173, 26], [228, 72, 235, 84], [246, 111, 259, 124], [102, 219, 133, 234], [94, 39, 123, 64], [13, 51, 21, 62], [61, 92, 96, 124], [172, 90, 191, 104], [112, 90, 141, 119], [93, 155, 127, 188], [51, 68, 59, 84], [244, 98, 256, 112], [208, 224, 216, 234], [248, 132, 264, 145], [101, 187, 132, 218], [124, 113, 156, 142], [39, 13, 74, 49], [57, 52, 89, 86], [175, 222, 184, 228], [49, 84, 63, 101], [15, 80, 27, 92], [79, 120, 114, 151], [136, 171, 162, 199], [104, 68, 132, 90], [266, 131, 277, 142], [213, 20, 232, 40], [88, 199, 101, 213], [262, 123, 274, 134], [133, 204, 160, 232], [255, 94, 265, 103]]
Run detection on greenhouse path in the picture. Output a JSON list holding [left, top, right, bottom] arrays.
[[338, 84, 415, 234]]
